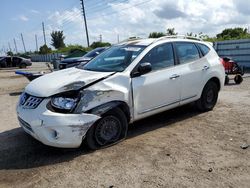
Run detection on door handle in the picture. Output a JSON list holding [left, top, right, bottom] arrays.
[[170, 74, 180, 80], [202, 66, 210, 71]]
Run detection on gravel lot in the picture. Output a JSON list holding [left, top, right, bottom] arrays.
[[0, 63, 249, 188]]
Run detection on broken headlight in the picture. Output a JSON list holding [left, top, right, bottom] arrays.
[[51, 97, 77, 111], [50, 91, 80, 112]]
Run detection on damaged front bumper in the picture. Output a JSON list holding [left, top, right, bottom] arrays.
[[16, 98, 100, 148]]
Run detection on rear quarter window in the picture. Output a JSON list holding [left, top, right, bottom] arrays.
[[197, 43, 210, 56]]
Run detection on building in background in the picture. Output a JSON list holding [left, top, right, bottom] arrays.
[[214, 39, 250, 68]]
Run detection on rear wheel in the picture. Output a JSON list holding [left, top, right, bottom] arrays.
[[196, 81, 219, 112], [234, 75, 243, 84], [86, 107, 128, 150]]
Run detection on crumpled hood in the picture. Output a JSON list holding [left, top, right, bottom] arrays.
[[25, 67, 114, 97]]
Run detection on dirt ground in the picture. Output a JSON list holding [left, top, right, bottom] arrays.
[[0, 63, 249, 188]]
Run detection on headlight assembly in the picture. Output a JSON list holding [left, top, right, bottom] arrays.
[[50, 91, 80, 112], [51, 97, 77, 111]]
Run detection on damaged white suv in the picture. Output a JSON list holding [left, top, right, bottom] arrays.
[[17, 36, 225, 149]]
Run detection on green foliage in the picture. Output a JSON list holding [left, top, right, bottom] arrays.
[[166, 28, 177, 36], [148, 32, 165, 38], [51, 30, 66, 49], [90, 41, 111, 49], [55, 44, 90, 54], [216, 28, 250, 40], [7, 51, 13, 56], [148, 28, 178, 38], [39, 44, 52, 54]]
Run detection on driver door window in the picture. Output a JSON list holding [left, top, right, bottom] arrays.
[[140, 43, 175, 71]]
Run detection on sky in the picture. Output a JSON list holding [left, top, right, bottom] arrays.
[[0, 0, 250, 54]]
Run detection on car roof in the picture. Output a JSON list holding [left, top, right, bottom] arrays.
[[118, 36, 208, 47]]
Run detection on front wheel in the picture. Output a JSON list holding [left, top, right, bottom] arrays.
[[225, 75, 229, 85], [85, 107, 128, 150], [196, 81, 219, 112], [19, 63, 26, 69]]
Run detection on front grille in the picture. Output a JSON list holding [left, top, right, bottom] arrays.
[[19, 93, 43, 109], [18, 117, 34, 133]]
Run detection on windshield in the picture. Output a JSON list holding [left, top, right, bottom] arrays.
[[84, 48, 105, 58], [79, 45, 146, 72]]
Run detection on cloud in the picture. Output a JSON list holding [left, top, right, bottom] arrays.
[[19, 15, 29, 21], [154, 4, 186, 19], [48, 7, 82, 27], [11, 15, 29, 22], [233, 0, 250, 15], [42, 0, 250, 48], [30, 9, 40, 14]]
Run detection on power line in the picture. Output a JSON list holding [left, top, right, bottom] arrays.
[[87, 0, 153, 20], [85, 0, 128, 13]]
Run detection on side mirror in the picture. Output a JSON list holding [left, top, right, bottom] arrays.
[[138, 62, 152, 75], [131, 62, 152, 78]]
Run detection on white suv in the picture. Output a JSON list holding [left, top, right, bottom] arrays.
[[16, 36, 225, 149]]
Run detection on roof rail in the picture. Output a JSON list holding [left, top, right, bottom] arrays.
[[153, 35, 203, 43], [118, 37, 142, 45]]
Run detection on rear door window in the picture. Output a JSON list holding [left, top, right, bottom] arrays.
[[13, 57, 21, 63], [175, 42, 200, 64]]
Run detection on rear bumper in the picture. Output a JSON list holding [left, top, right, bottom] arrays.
[[17, 99, 100, 148]]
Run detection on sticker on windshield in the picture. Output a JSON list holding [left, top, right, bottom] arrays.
[[122, 47, 141, 52]]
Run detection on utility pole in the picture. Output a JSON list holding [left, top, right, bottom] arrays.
[[35, 34, 38, 52], [42, 22, 47, 45], [99, 34, 102, 42], [13, 38, 18, 53], [8, 42, 12, 52], [80, 0, 90, 47], [3, 45, 7, 54], [20, 33, 26, 53]]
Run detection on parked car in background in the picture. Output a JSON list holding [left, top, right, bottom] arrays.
[[0, 56, 32, 68], [17, 36, 225, 149], [58, 47, 107, 70]]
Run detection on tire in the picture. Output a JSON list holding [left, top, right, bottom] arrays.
[[19, 63, 26, 69], [196, 81, 219, 112], [86, 107, 128, 150], [234, 75, 243, 84], [240, 66, 245, 76], [225, 75, 229, 85]]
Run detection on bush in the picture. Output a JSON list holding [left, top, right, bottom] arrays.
[[90, 42, 111, 49], [55, 44, 91, 54], [39, 44, 52, 54]]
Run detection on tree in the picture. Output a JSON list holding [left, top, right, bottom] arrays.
[[166, 28, 177, 36], [90, 41, 111, 48], [39, 44, 52, 54], [7, 51, 13, 56], [51, 30, 66, 49], [216, 28, 250, 40], [148, 32, 165, 38]]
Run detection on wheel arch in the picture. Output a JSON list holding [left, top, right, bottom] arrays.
[[86, 101, 131, 123], [208, 77, 221, 91]]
